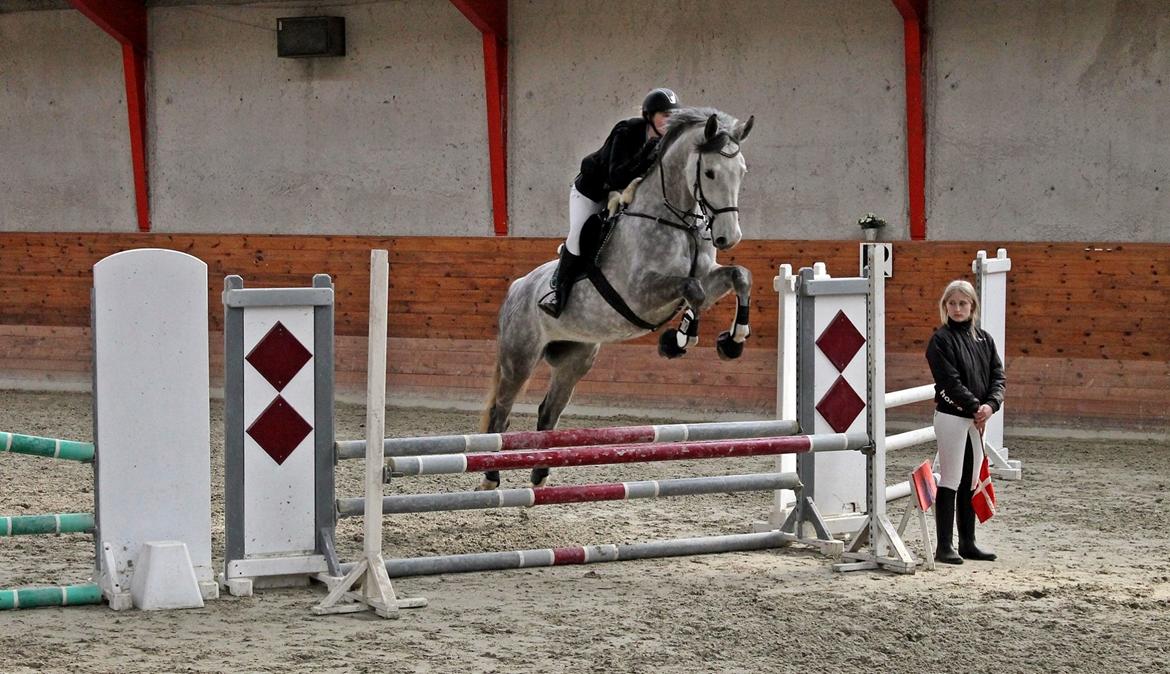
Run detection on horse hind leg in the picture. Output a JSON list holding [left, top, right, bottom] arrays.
[[478, 349, 541, 491], [530, 341, 600, 487]]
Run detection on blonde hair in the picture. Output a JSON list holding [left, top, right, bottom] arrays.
[[938, 280, 979, 325]]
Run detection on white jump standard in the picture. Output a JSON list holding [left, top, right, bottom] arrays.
[[764, 248, 1016, 540]]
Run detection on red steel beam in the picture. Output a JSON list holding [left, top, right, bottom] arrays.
[[70, 0, 151, 232], [451, 0, 509, 236], [121, 43, 150, 233], [892, 0, 927, 240]]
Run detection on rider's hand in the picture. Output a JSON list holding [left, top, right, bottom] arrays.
[[974, 404, 993, 425]]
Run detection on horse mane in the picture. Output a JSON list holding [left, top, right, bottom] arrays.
[[659, 107, 739, 156]]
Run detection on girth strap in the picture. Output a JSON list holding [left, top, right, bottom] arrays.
[[586, 266, 677, 331]]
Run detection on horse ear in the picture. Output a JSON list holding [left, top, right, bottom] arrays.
[[704, 114, 718, 140], [735, 115, 755, 142]]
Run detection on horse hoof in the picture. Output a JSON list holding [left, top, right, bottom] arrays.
[[716, 331, 745, 360], [658, 329, 687, 359], [476, 478, 499, 491], [530, 468, 551, 488]]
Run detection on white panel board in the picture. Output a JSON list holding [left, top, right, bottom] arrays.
[[93, 249, 212, 589]]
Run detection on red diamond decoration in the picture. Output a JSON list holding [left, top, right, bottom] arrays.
[[246, 396, 312, 465], [816, 310, 865, 373], [246, 322, 312, 392], [816, 376, 866, 433]]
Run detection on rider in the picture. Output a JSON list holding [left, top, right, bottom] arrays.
[[538, 87, 681, 318]]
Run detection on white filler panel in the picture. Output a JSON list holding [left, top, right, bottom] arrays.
[[93, 249, 213, 600]]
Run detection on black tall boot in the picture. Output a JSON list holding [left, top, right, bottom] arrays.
[[934, 487, 963, 565], [538, 247, 582, 318], [958, 489, 997, 561], [956, 440, 996, 561]]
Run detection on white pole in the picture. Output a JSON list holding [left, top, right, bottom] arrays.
[[771, 265, 799, 521], [886, 426, 937, 452], [885, 384, 935, 408], [364, 250, 389, 565], [312, 249, 426, 618]]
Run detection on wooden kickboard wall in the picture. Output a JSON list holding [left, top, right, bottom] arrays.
[[1, 233, 1166, 430]]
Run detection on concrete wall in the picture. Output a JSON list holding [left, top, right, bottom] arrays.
[[508, 0, 907, 241], [0, 11, 134, 231], [928, 0, 1170, 241], [0, 0, 1166, 241], [148, 1, 490, 235]]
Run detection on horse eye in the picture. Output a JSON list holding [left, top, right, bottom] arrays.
[[704, 169, 715, 179]]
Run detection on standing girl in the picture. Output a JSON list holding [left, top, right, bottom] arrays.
[[926, 280, 1006, 564]]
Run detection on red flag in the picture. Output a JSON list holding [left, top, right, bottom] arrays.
[[972, 453, 996, 523], [912, 460, 937, 512]]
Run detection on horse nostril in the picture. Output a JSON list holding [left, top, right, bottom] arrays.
[[715, 237, 727, 248]]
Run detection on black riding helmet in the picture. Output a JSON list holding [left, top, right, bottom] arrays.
[[641, 88, 680, 118]]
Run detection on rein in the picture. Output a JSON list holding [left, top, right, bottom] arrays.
[[587, 129, 741, 331], [620, 136, 741, 276]]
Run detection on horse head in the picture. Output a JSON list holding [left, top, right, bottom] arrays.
[[658, 108, 755, 251]]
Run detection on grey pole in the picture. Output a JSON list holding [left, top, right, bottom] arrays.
[[337, 472, 802, 517], [337, 530, 801, 579], [335, 419, 801, 460]]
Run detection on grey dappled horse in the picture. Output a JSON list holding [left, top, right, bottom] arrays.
[[480, 108, 755, 489]]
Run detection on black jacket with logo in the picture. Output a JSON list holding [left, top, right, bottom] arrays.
[[574, 117, 660, 202], [925, 318, 1006, 418]]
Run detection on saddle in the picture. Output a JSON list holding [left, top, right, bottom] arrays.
[[569, 208, 677, 331], [576, 210, 618, 273]]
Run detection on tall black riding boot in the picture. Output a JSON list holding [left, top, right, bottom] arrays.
[[934, 487, 963, 565], [956, 440, 996, 561], [538, 247, 582, 318], [958, 489, 997, 561]]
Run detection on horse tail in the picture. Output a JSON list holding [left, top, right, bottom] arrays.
[[479, 358, 502, 434]]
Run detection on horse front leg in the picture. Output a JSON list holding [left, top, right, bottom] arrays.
[[696, 264, 752, 360], [639, 274, 706, 359]]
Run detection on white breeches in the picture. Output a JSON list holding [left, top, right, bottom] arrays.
[[933, 411, 984, 490], [567, 184, 604, 255]]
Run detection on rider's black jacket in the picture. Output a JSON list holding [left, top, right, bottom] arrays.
[[574, 117, 660, 202], [925, 318, 1006, 418]]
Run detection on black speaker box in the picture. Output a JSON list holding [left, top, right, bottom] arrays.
[[277, 17, 345, 58]]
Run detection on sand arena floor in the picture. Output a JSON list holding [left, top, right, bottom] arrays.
[[2, 389, 1168, 673]]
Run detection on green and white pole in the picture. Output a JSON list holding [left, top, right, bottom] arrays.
[[0, 431, 94, 462], [1, 513, 95, 536], [0, 584, 102, 610]]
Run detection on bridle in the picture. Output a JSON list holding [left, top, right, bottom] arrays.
[[655, 137, 742, 241], [623, 133, 743, 250], [588, 125, 745, 331]]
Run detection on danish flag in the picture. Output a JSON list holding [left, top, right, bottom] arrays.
[[972, 452, 997, 523]]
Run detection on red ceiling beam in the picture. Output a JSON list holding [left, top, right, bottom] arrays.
[[451, 0, 509, 236], [70, 0, 151, 233], [892, 0, 927, 240]]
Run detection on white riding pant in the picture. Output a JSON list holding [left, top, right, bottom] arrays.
[[567, 184, 604, 256], [933, 411, 984, 491]]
